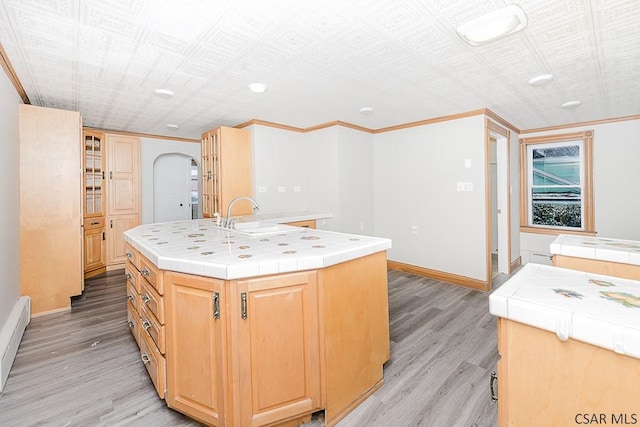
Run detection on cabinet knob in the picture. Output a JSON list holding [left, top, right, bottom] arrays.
[[127, 321, 134, 329], [142, 320, 151, 331], [141, 268, 150, 277], [141, 294, 151, 304]]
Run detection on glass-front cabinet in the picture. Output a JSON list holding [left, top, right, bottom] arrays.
[[84, 131, 104, 217], [83, 130, 106, 278]]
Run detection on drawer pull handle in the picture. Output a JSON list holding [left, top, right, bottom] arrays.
[[241, 292, 247, 319], [90, 221, 100, 225], [141, 268, 151, 277], [126, 251, 132, 258], [490, 371, 498, 402], [127, 294, 134, 302], [125, 273, 133, 280], [127, 321, 134, 329], [142, 320, 151, 331], [141, 294, 151, 304], [213, 292, 220, 319], [141, 353, 151, 365]]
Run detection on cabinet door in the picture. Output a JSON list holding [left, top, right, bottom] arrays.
[[232, 271, 321, 426], [84, 226, 105, 272], [107, 134, 139, 215], [106, 214, 139, 265], [165, 272, 227, 427]]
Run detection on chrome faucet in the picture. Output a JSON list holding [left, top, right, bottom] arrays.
[[224, 196, 260, 228]]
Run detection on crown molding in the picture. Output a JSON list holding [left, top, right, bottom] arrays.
[[0, 42, 30, 104]]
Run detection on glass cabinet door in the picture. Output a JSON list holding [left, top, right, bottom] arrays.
[[84, 132, 104, 216]]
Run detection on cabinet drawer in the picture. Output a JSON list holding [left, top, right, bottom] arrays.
[[125, 262, 140, 294], [140, 279, 165, 324], [127, 302, 140, 347], [285, 219, 316, 229], [126, 282, 140, 314], [139, 254, 163, 295], [84, 217, 105, 230], [140, 329, 166, 399], [141, 305, 166, 354], [124, 243, 140, 271]]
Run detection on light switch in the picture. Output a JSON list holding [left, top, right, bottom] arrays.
[[258, 186, 267, 193], [277, 186, 285, 192], [464, 159, 472, 168], [293, 186, 301, 192]]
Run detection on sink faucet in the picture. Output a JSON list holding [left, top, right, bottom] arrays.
[[225, 196, 260, 228]]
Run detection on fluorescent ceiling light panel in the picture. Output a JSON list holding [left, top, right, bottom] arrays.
[[457, 5, 527, 46]]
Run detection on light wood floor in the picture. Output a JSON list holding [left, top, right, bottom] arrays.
[[0, 269, 505, 427]]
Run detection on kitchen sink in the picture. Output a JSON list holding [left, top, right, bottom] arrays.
[[214, 221, 296, 237]]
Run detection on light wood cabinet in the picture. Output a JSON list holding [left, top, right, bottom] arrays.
[[497, 318, 640, 425], [83, 217, 105, 277], [201, 126, 252, 218], [165, 272, 227, 426], [285, 220, 316, 229], [164, 271, 320, 427], [106, 134, 140, 267], [125, 243, 166, 399], [233, 272, 321, 426], [83, 131, 106, 278], [19, 105, 83, 316]]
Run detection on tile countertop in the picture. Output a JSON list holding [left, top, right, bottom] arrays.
[[550, 234, 640, 265], [124, 218, 391, 280], [490, 263, 640, 360]]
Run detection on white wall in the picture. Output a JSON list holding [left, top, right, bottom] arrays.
[[520, 118, 640, 261], [250, 125, 309, 214], [0, 71, 22, 329], [250, 124, 376, 234], [373, 115, 488, 281], [140, 137, 201, 224]]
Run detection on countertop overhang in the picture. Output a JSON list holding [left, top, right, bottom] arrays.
[[490, 263, 640, 359], [124, 215, 391, 280]]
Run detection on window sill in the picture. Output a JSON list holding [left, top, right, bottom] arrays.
[[519, 226, 597, 237]]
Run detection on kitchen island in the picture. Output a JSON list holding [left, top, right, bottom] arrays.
[[124, 218, 391, 427], [489, 263, 640, 426], [550, 234, 640, 279]]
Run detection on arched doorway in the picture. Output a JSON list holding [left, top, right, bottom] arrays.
[[153, 153, 199, 222]]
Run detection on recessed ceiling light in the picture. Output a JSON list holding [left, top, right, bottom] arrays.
[[154, 88, 174, 98], [528, 74, 554, 86], [359, 107, 374, 115], [457, 5, 527, 46], [249, 82, 267, 93], [561, 100, 581, 109], [166, 124, 179, 130]]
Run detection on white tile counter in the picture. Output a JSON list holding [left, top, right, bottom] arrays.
[[490, 263, 640, 359], [550, 234, 640, 265], [124, 218, 391, 280]]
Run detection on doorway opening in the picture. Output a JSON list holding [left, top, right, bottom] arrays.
[[153, 153, 200, 223], [486, 120, 511, 288]]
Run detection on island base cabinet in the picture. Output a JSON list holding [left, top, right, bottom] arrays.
[[497, 318, 640, 426], [232, 272, 321, 427], [165, 272, 227, 427]]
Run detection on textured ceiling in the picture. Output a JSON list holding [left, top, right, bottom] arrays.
[[0, 0, 638, 139]]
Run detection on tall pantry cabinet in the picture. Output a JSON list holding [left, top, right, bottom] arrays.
[[105, 133, 140, 268], [201, 126, 253, 218], [19, 105, 83, 316], [82, 132, 140, 274]]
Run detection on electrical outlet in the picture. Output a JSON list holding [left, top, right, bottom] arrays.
[[294, 186, 301, 192], [277, 186, 285, 192], [457, 182, 473, 191], [258, 186, 267, 193]]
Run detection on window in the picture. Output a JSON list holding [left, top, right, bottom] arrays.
[[519, 130, 594, 235]]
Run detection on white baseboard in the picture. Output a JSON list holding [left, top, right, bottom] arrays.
[[0, 296, 30, 393]]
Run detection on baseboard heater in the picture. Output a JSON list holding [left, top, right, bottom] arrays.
[[0, 296, 30, 393]]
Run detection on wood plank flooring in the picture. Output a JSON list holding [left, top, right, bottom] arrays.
[[0, 269, 505, 427]]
